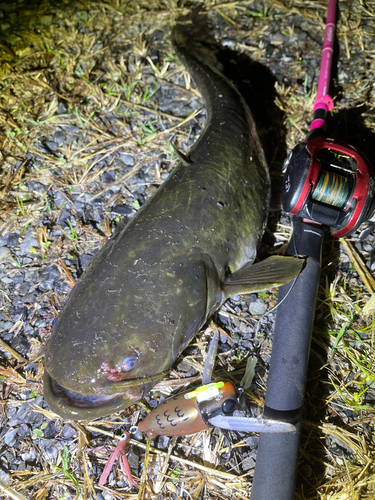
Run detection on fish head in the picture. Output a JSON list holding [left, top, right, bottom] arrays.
[[43, 255, 214, 420], [43, 312, 190, 420]]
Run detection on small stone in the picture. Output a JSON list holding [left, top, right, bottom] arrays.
[[38, 439, 59, 461], [83, 193, 95, 203], [80, 254, 94, 271], [61, 424, 76, 439], [53, 190, 73, 209], [362, 24, 375, 34], [57, 208, 73, 227], [66, 125, 80, 133], [249, 299, 267, 316], [127, 447, 139, 475], [43, 421, 60, 439], [8, 400, 44, 427], [22, 293, 36, 304], [38, 264, 60, 282], [102, 171, 116, 183], [4, 428, 18, 446], [44, 140, 58, 151], [56, 101, 67, 114], [112, 204, 132, 215], [19, 230, 39, 255], [156, 435, 170, 450], [241, 455, 255, 471], [120, 153, 135, 165], [0, 247, 10, 263], [52, 131, 66, 145], [26, 180, 46, 193], [246, 436, 259, 448], [17, 423, 31, 438], [10, 334, 29, 356], [0, 468, 9, 483], [5, 233, 20, 247], [21, 449, 37, 462]]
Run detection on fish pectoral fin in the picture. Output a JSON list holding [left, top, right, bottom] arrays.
[[171, 141, 193, 165], [223, 255, 304, 298]]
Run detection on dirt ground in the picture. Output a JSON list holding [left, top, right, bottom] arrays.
[[0, 1, 375, 499]]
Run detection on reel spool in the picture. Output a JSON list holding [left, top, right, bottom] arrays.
[[282, 135, 375, 237]]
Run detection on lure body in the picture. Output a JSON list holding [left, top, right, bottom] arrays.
[[138, 381, 238, 437]]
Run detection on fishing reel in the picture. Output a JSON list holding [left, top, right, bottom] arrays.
[[282, 135, 375, 237]]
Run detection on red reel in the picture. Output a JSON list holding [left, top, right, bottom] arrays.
[[282, 136, 374, 237]]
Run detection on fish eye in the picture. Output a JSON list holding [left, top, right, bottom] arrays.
[[222, 398, 236, 415], [122, 356, 138, 372]]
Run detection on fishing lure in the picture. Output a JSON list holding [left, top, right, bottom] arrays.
[[99, 331, 295, 487]]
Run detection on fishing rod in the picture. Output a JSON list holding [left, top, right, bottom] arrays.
[[251, 0, 375, 498]]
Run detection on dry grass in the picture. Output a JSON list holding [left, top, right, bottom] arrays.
[[1, 0, 375, 499]]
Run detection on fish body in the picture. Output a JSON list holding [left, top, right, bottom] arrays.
[[44, 19, 301, 420]]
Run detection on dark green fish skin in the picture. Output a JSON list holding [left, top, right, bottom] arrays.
[[43, 20, 295, 420]]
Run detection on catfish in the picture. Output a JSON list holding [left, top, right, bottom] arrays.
[[43, 17, 303, 420]]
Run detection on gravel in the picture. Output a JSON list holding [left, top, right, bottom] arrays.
[[0, 1, 374, 499]]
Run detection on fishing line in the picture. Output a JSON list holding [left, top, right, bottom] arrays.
[[312, 170, 350, 208], [253, 269, 302, 338]]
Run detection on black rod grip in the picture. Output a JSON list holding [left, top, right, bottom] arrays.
[[264, 255, 321, 411], [250, 219, 323, 500], [250, 423, 301, 500]]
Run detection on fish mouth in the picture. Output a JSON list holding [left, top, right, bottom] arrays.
[[43, 369, 169, 420], [44, 371, 135, 420]]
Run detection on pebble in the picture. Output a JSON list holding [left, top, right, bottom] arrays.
[[26, 180, 47, 193], [0, 247, 11, 263], [22, 293, 36, 304], [56, 101, 67, 114], [102, 170, 116, 183], [52, 131, 66, 144], [3, 232, 20, 247], [53, 190, 73, 208], [21, 449, 37, 463], [246, 436, 259, 447], [112, 204, 133, 215], [7, 397, 44, 427], [57, 208, 74, 227], [270, 32, 285, 46], [249, 299, 267, 316], [79, 253, 94, 271], [156, 435, 170, 450], [0, 469, 10, 483], [242, 455, 256, 471], [61, 424, 76, 439], [4, 428, 18, 446], [19, 230, 39, 255], [38, 439, 60, 461], [127, 448, 140, 474]]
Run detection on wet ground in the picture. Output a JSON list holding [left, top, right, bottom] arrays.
[[0, 1, 375, 499]]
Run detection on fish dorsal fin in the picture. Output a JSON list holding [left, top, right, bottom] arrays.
[[223, 255, 304, 298], [172, 141, 193, 165]]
